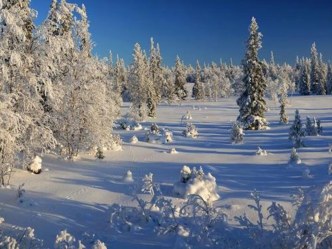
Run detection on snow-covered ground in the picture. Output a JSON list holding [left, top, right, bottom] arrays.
[[0, 95, 331, 248]]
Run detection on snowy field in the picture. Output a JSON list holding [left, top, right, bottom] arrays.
[[0, 95, 331, 248]]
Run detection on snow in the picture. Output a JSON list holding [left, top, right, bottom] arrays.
[[0, 96, 331, 248]]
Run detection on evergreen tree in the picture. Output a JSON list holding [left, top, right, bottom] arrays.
[[289, 109, 305, 148], [174, 56, 188, 100], [237, 17, 268, 130], [128, 43, 149, 120], [192, 61, 204, 100], [299, 58, 311, 95], [279, 79, 288, 124], [326, 64, 332, 95], [310, 43, 326, 95]]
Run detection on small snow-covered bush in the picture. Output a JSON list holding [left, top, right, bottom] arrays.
[[123, 170, 134, 183], [92, 240, 107, 249], [173, 165, 219, 203], [181, 110, 192, 124], [289, 147, 301, 165], [182, 123, 198, 138], [150, 123, 160, 134], [27, 156, 42, 174], [145, 131, 161, 143], [55, 230, 107, 249], [230, 122, 244, 144], [289, 109, 305, 148], [108, 134, 123, 151], [162, 129, 173, 143], [95, 147, 105, 159], [256, 146, 268, 156], [117, 117, 143, 131]]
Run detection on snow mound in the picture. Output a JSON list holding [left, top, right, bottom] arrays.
[[123, 170, 134, 183], [256, 146, 268, 156], [129, 135, 138, 144], [27, 156, 42, 174], [168, 148, 178, 154], [173, 165, 219, 203], [303, 168, 313, 179]]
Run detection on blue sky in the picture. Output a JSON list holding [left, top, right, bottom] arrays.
[[31, 0, 332, 66]]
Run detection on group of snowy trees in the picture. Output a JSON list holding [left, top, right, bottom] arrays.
[[0, 0, 120, 184]]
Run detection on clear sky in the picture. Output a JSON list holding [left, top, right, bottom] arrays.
[[31, 0, 332, 66]]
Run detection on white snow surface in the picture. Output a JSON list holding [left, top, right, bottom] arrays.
[[0, 96, 331, 248]]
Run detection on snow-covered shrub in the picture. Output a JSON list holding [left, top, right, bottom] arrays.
[[145, 131, 161, 143], [256, 146, 268, 156], [129, 135, 138, 144], [117, 117, 142, 131], [54, 230, 76, 249], [173, 166, 219, 203], [289, 109, 305, 148], [0, 236, 18, 249], [123, 170, 134, 183], [181, 110, 192, 124], [150, 123, 160, 135], [289, 147, 301, 165], [92, 240, 107, 249], [162, 129, 173, 143], [27, 156, 42, 174], [95, 147, 105, 159], [182, 123, 198, 138], [230, 122, 244, 144]]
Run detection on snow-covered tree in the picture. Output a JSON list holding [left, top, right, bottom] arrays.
[[47, 4, 119, 159], [174, 56, 188, 100], [289, 147, 301, 165], [289, 109, 305, 148], [278, 70, 289, 124], [192, 61, 204, 100], [237, 17, 268, 130], [299, 58, 311, 95], [230, 122, 244, 144], [310, 43, 326, 95], [128, 43, 150, 120], [0, 0, 56, 169], [326, 64, 332, 95]]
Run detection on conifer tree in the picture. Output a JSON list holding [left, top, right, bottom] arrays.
[[174, 56, 188, 100], [129, 43, 149, 120], [237, 17, 268, 130], [299, 58, 311, 95], [279, 79, 288, 124], [310, 43, 326, 95], [289, 109, 305, 148], [192, 61, 204, 100], [326, 64, 332, 95]]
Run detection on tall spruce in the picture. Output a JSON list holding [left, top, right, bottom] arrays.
[[237, 17, 268, 130], [310, 43, 326, 95], [299, 58, 311, 95], [174, 56, 188, 100], [192, 61, 204, 100]]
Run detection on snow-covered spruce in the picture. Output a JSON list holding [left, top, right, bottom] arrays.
[[173, 165, 219, 203], [289, 109, 305, 148], [182, 123, 199, 138], [256, 147, 268, 156], [305, 116, 322, 136], [289, 147, 301, 165], [123, 170, 134, 183], [236, 17, 268, 130], [27, 156, 42, 174], [230, 122, 244, 144]]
